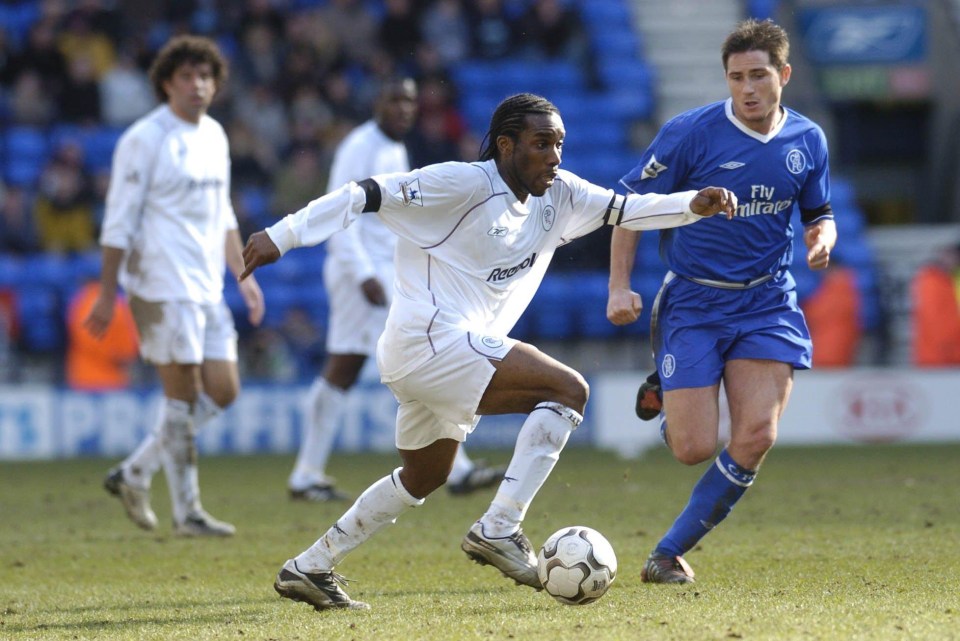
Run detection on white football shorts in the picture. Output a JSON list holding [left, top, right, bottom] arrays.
[[323, 258, 394, 356], [129, 297, 238, 365], [384, 330, 518, 450]]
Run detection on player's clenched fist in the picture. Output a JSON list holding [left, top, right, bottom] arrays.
[[240, 231, 281, 281], [690, 187, 738, 219]]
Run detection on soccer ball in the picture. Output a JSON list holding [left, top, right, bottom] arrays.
[[537, 526, 617, 605]]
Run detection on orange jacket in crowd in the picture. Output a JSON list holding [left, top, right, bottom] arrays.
[[66, 282, 140, 390], [912, 263, 960, 366], [801, 265, 862, 367]]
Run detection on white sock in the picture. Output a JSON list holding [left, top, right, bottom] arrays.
[[192, 392, 222, 427], [121, 408, 164, 491], [158, 398, 200, 524], [289, 377, 346, 490], [479, 402, 582, 538], [122, 392, 221, 491], [295, 468, 424, 571], [446, 445, 474, 484]]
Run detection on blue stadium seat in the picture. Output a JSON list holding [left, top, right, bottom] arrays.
[[597, 59, 654, 91], [526, 275, 577, 340], [570, 272, 619, 339], [542, 61, 583, 92], [71, 251, 102, 282], [82, 127, 122, 172], [48, 124, 85, 151], [0, 254, 25, 288], [239, 187, 271, 225], [0, 2, 41, 46], [510, 307, 534, 342], [21, 253, 78, 290], [261, 282, 306, 327], [604, 87, 655, 120], [580, 0, 633, 25], [3, 126, 49, 186], [747, 0, 780, 20], [591, 31, 641, 61], [15, 284, 63, 352], [454, 64, 505, 95], [303, 290, 329, 329]]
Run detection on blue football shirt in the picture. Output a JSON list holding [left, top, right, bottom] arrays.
[[620, 99, 832, 283]]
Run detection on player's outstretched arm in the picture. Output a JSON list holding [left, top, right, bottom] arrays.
[[690, 187, 738, 219], [239, 180, 379, 281], [239, 232, 280, 281]]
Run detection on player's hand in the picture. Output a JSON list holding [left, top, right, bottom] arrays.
[[239, 276, 265, 327], [360, 277, 388, 307], [804, 223, 833, 270], [82, 292, 116, 339], [690, 187, 737, 219], [240, 231, 280, 281], [607, 287, 642, 325]]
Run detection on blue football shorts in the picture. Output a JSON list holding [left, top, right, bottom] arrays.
[[650, 271, 812, 391]]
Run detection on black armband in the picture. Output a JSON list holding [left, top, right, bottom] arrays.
[[603, 193, 627, 226], [357, 178, 382, 213], [800, 202, 833, 225]]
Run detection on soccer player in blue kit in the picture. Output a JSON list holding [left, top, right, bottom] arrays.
[[607, 19, 837, 583]]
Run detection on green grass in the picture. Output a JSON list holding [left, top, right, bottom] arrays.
[[2, 444, 959, 641]]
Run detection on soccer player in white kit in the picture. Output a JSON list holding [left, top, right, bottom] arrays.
[[241, 94, 736, 609], [288, 77, 505, 502], [85, 36, 265, 537]]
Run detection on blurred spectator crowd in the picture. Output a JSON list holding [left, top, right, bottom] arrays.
[[0, 0, 599, 255], [0, 0, 609, 384]]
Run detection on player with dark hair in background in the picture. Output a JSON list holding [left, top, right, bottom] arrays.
[[241, 92, 737, 610], [607, 19, 837, 583], [287, 76, 505, 503], [87, 35, 265, 537]]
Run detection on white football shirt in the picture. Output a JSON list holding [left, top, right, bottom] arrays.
[[266, 159, 699, 380], [324, 120, 408, 282], [100, 104, 237, 304]]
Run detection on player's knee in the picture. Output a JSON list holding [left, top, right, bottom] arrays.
[[554, 370, 589, 413], [204, 376, 240, 408], [399, 465, 447, 499], [206, 387, 237, 408], [743, 428, 776, 458], [671, 439, 715, 466]]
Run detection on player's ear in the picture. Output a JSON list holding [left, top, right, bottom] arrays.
[[496, 134, 514, 157], [779, 63, 792, 87]]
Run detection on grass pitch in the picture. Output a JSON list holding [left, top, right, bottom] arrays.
[[1, 444, 958, 641]]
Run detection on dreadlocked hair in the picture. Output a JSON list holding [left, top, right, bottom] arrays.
[[478, 93, 560, 161]]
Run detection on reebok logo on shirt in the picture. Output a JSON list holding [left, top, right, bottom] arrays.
[[486, 252, 538, 282]]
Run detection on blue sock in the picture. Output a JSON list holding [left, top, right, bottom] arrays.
[[655, 448, 756, 557]]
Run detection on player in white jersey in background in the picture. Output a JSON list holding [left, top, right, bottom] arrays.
[[240, 93, 737, 610], [288, 77, 505, 502], [85, 35, 265, 537]]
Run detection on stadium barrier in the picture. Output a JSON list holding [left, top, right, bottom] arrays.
[[593, 368, 960, 457], [1, 369, 957, 460], [0, 382, 590, 461]]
